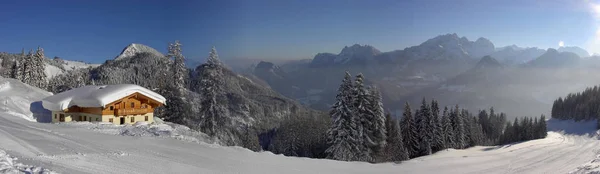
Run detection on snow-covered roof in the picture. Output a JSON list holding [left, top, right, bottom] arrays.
[[42, 84, 166, 111]]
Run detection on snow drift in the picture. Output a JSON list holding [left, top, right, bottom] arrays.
[[0, 77, 52, 122], [0, 150, 56, 174]]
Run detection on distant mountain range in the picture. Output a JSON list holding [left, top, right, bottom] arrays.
[[49, 33, 599, 118], [246, 34, 600, 118]]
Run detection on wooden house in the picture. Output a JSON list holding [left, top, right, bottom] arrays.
[[42, 84, 166, 125]]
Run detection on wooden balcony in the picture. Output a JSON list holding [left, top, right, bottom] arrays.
[[114, 108, 152, 116]]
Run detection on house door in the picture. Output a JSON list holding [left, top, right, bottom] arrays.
[[59, 114, 65, 122], [120, 117, 125, 125]]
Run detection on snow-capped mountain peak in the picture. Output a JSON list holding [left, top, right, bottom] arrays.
[[115, 43, 164, 60]]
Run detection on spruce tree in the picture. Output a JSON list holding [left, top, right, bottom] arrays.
[[168, 40, 186, 92], [383, 113, 409, 161], [368, 86, 387, 156], [352, 73, 374, 162], [22, 50, 33, 84], [441, 106, 454, 149], [431, 100, 443, 152], [417, 98, 432, 156], [451, 105, 466, 149], [502, 122, 514, 144], [197, 47, 227, 136], [539, 115, 547, 138], [326, 72, 361, 161], [164, 41, 190, 124], [10, 60, 22, 80], [32, 47, 47, 89], [401, 102, 419, 158]]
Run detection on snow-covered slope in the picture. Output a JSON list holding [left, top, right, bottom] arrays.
[[2, 76, 600, 174], [44, 63, 63, 79], [44, 59, 100, 79], [0, 149, 56, 174]]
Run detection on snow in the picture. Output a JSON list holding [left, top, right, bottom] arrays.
[[0, 77, 52, 122], [61, 60, 100, 70], [0, 149, 56, 174], [115, 43, 164, 60], [58, 120, 215, 144], [3, 76, 600, 173], [43, 64, 63, 79], [41, 84, 166, 111], [44, 61, 99, 80]]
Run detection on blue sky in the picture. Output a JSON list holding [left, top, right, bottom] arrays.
[[0, 0, 598, 63]]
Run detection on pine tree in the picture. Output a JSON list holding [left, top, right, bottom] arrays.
[[368, 86, 387, 156], [417, 98, 432, 156], [10, 60, 22, 80], [21, 49, 34, 84], [501, 122, 514, 144], [401, 102, 419, 158], [512, 117, 520, 142], [32, 46, 47, 89], [441, 106, 454, 149], [168, 40, 186, 92], [326, 72, 361, 161], [164, 41, 191, 124], [383, 113, 409, 161], [539, 115, 547, 138], [451, 105, 466, 149], [468, 117, 484, 146], [431, 100, 443, 152], [197, 47, 227, 136], [351, 73, 373, 162]]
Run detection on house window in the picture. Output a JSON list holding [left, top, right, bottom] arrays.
[[131, 102, 134, 108], [145, 116, 148, 121], [109, 118, 113, 122], [54, 114, 57, 119], [96, 118, 99, 121], [131, 117, 135, 123], [79, 116, 82, 121], [84, 116, 87, 121], [109, 106, 114, 110]]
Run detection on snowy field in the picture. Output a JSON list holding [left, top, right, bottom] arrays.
[[2, 76, 600, 173]]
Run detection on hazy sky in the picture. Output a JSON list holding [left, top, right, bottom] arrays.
[[1, 0, 599, 63]]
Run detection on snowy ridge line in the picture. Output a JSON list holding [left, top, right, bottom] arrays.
[[0, 149, 57, 174]]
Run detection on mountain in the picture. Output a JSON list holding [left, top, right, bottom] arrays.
[[490, 45, 545, 65], [525, 48, 581, 68], [474, 55, 503, 70], [558, 46, 590, 58], [254, 61, 286, 80], [114, 43, 164, 60], [85, 45, 318, 145], [309, 44, 381, 67], [399, 33, 495, 61]]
